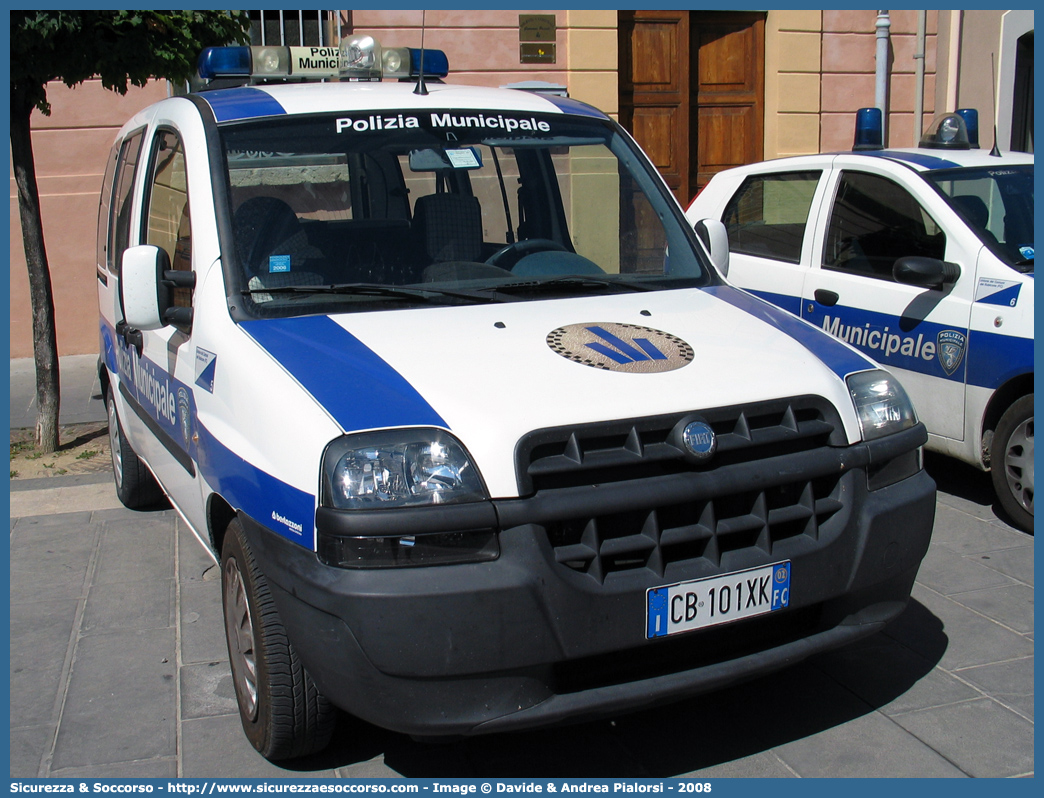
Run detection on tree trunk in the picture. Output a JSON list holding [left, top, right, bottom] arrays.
[[10, 89, 61, 453]]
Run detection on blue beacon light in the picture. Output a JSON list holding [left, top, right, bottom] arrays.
[[853, 107, 884, 151]]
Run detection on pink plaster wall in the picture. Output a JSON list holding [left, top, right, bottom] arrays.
[[10, 79, 169, 358]]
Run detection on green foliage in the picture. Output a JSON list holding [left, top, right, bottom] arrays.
[[11, 10, 250, 114]]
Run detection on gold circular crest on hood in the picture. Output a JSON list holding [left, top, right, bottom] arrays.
[[547, 322, 694, 373]]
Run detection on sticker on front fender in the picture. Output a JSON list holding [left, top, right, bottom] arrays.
[[646, 561, 791, 639]]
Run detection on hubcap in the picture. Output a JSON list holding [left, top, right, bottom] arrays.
[[107, 398, 124, 489], [223, 558, 259, 720], [1002, 416, 1034, 515]]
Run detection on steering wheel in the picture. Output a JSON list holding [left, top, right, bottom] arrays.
[[485, 238, 567, 270]]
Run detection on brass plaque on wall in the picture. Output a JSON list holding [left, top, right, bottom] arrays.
[[519, 14, 556, 42], [520, 42, 556, 64]]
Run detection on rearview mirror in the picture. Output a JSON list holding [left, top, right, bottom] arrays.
[[893, 256, 960, 289], [408, 147, 483, 171], [693, 218, 730, 278]]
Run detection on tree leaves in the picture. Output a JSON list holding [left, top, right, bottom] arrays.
[[10, 10, 250, 115]]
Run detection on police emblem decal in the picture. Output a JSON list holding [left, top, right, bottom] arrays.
[[681, 420, 716, 461], [547, 323, 694, 373], [936, 330, 967, 376]]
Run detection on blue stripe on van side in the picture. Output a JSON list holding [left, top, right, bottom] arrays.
[[196, 420, 316, 548], [240, 316, 447, 432], [203, 87, 287, 122], [704, 285, 875, 380]]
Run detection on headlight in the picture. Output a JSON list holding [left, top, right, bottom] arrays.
[[321, 429, 487, 510], [318, 430, 496, 568], [847, 370, 917, 441]]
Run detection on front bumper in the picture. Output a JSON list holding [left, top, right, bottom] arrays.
[[241, 425, 935, 737]]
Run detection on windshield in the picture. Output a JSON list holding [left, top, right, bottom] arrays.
[[925, 165, 1034, 272], [218, 109, 711, 317]]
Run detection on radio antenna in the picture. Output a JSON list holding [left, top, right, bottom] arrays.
[[414, 10, 429, 96], [989, 53, 1001, 156]]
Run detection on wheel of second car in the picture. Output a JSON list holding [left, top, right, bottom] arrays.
[[221, 518, 336, 760], [106, 387, 164, 509], [990, 394, 1034, 533]]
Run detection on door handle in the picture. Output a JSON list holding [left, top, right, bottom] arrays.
[[814, 289, 840, 307]]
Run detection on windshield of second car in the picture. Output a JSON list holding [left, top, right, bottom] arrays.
[[219, 110, 710, 316], [926, 165, 1034, 272]]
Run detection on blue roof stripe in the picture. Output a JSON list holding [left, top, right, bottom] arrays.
[[241, 316, 447, 432], [202, 87, 287, 122], [542, 95, 610, 119], [862, 150, 961, 170], [705, 285, 875, 380]]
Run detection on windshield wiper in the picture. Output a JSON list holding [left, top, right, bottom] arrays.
[[486, 275, 659, 294], [241, 282, 505, 304]]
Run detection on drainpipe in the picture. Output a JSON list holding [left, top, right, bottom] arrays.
[[875, 11, 891, 143], [914, 10, 926, 144]]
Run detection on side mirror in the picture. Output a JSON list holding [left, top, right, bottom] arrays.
[[694, 218, 730, 278], [893, 256, 961, 290], [121, 245, 195, 330]]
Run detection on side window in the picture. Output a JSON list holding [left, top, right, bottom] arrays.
[[722, 171, 821, 264], [143, 129, 193, 310], [106, 130, 145, 275], [96, 143, 119, 272], [823, 171, 945, 281]]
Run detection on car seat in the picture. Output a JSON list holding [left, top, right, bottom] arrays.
[[412, 193, 484, 266], [233, 197, 326, 302]]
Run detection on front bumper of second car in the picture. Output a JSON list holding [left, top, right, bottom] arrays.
[[238, 420, 936, 738]]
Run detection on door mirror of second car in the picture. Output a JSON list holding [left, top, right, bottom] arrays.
[[694, 218, 730, 278], [121, 245, 196, 330], [893, 256, 961, 290]]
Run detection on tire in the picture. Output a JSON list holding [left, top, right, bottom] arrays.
[[221, 518, 336, 760], [106, 387, 164, 509], [991, 394, 1034, 533]]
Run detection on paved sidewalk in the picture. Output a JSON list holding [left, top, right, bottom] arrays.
[[10, 355, 106, 430], [8, 459, 1034, 779]]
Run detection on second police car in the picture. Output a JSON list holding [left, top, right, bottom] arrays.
[[687, 108, 1033, 532], [97, 38, 935, 759]]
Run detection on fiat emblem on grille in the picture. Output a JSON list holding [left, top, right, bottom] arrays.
[[682, 420, 716, 461]]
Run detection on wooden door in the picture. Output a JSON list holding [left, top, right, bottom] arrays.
[[619, 11, 765, 204], [690, 12, 765, 193], [619, 11, 690, 203]]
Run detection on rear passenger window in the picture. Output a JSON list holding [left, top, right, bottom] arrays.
[[723, 171, 820, 264], [106, 130, 145, 275], [823, 171, 945, 281]]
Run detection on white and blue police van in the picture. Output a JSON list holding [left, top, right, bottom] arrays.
[[96, 38, 935, 760], [686, 108, 1033, 532]]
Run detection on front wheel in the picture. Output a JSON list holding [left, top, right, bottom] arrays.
[[106, 387, 164, 509], [991, 395, 1033, 533], [221, 518, 336, 760]]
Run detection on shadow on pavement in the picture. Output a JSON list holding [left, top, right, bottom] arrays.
[[280, 598, 946, 777]]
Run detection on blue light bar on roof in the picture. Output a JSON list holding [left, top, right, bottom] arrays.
[[197, 41, 449, 83], [955, 108, 980, 148], [198, 47, 251, 80], [410, 48, 449, 78]]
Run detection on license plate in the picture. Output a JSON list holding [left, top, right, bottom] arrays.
[[646, 562, 791, 639]]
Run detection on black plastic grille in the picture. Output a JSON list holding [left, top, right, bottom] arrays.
[[545, 472, 847, 583], [517, 396, 847, 494], [516, 397, 850, 584]]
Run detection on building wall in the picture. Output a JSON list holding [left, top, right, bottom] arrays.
[[10, 80, 170, 359], [350, 10, 619, 115], [12, 10, 1025, 360], [939, 9, 1033, 152]]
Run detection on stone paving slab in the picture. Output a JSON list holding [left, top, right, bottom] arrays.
[[8, 468, 1034, 779]]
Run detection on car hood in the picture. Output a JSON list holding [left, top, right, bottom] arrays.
[[241, 286, 873, 497]]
